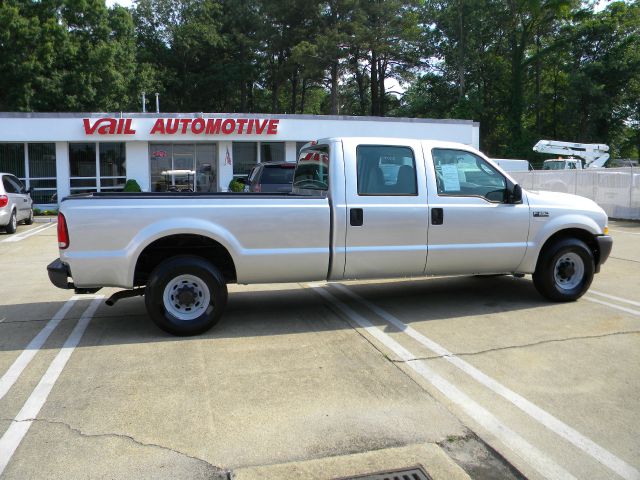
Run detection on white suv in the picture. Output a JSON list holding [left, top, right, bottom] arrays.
[[0, 173, 34, 234]]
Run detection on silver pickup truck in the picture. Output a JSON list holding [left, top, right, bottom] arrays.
[[48, 138, 612, 335]]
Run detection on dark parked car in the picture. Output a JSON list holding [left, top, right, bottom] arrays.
[[245, 162, 296, 193]]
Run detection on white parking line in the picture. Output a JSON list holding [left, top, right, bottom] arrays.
[[311, 285, 578, 480], [0, 296, 78, 401], [327, 283, 640, 480], [609, 229, 640, 236], [584, 297, 640, 317], [589, 290, 640, 308], [1, 223, 56, 243], [0, 297, 103, 476]]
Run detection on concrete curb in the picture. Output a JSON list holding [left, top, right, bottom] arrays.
[[232, 443, 470, 480]]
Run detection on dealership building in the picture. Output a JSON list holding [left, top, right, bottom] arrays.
[[0, 112, 479, 206]]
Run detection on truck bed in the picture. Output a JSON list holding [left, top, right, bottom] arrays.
[[59, 192, 332, 288]]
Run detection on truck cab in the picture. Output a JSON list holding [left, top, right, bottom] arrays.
[[542, 159, 583, 170]]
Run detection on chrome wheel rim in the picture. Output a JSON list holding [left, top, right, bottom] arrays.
[[11, 214, 16, 230], [162, 274, 211, 321], [554, 252, 584, 290]]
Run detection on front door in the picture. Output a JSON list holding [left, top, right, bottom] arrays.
[[343, 140, 429, 279], [425, 147, 530, 275]]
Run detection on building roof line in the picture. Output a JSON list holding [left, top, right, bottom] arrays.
[[0, 111, 479, 126]]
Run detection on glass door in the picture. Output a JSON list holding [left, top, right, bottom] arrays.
[[150, 143, 217, 192]]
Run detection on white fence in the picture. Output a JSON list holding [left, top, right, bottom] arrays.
[[510, 167, 640, 220]]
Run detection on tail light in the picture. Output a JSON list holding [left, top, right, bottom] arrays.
[[57, 212, 69, 249], [0, 195, 7, 208]]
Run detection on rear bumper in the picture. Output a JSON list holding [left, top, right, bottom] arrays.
[[595, 235, 613, 273], [47, 259, 73, 289]]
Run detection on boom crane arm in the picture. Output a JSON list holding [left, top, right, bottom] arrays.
[[533, 140, 610, 168]]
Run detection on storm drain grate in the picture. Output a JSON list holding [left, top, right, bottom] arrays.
[[334, 465, 432, 480]]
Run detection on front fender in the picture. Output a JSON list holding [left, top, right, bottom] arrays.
[[517, 213, 604, 273]]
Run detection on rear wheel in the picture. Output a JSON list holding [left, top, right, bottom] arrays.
[[533, 238, 594, 301], [5, 211, 17, 234], [145, 255, 227, 336]]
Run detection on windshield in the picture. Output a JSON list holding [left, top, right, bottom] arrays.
[[543, 160, 567, 170]]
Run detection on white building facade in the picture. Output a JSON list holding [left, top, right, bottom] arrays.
[[0, 113, 480, 206]]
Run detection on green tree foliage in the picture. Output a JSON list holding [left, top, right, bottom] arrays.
[[0, 0, 138, 111], [1, 0, 638, 159]]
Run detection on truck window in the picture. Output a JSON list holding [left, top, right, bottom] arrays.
[[293, 147, 329, 192], [432, 149, 507, 202], [356, 145, 417, 196]]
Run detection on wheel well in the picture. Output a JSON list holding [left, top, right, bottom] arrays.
[[539, 228, 600, 266], [134, 234, 237, 286]]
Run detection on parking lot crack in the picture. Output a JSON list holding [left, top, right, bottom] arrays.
[[3, 417, 233, 479], [391, 330, 640, 362]]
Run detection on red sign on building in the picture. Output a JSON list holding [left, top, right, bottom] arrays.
[[83, 117, 279, 136]]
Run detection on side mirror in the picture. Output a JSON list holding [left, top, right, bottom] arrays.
[[510, 184, 522, 204]]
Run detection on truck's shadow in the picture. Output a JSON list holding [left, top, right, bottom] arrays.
[[0, 275, 554, 352]]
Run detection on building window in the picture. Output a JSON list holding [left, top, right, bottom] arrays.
[[232, 142, 257, 176], [232, 141, 288, 177], [0, 144, 25, 178], [28, 143, 57, 204], [69, 142, 126, 194], [69, 143, 97, 193], [99, 142, 126, 191], [149, 143, 217, 192], [0, 143, 57, 204], [260, 142, 285, 162]]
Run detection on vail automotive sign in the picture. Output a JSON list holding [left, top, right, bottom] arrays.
[[83, 117, 280, 136]]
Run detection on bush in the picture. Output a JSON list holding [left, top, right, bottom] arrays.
[[228, 178, 245, 192], [123, 179, 142, 192], [35, 209, 58, 216]]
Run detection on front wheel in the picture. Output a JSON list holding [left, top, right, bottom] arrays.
[[533, 238, 594, 301], [145, 255, 227, 336]]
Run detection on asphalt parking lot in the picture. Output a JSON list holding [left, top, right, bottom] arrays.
[[0, 220, 638, 480]]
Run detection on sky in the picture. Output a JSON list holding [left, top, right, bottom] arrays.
[[106, 0, 133, 7]]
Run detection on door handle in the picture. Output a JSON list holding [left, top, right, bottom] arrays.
[[350, 208, 363, 226], [431, 207, 443, 225]]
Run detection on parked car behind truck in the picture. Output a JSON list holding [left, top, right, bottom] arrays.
[[1, 173, 34, 234], [244, 161, 295, 193], [48, 138, 612, 336]]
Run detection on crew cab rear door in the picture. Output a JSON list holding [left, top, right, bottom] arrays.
[[343, 139, 429, 279]]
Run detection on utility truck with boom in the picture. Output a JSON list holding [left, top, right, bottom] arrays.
[[533, 140, 610, 170], [48, 138, 612, 336]]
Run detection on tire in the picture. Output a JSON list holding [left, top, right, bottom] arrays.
[[145, 255, 227, 336], [533, 237, 594, 301], [5, 211, 17, 234], [24, 208, 34, 225]]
